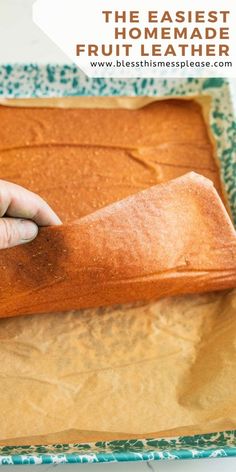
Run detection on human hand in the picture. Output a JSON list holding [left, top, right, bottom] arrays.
[[0, 180, 61, 249]]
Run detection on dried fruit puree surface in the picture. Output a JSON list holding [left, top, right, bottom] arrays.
[[0, 99, 223, 222], [0, 172, 235, 317]]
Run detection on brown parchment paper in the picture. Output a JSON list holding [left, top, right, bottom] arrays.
[[0, 96, 235, 444], [0, 290, 236, 444]]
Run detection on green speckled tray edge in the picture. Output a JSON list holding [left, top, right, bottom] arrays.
[[0, 67, 235, 464]]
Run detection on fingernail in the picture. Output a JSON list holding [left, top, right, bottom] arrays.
[[51, 213, 62, 225], [18, 220, 38, 242]]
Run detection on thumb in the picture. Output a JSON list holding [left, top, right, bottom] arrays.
[[0, 218, 38, 249]]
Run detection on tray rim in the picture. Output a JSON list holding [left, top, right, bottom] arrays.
[[0, 430, 236, 465]]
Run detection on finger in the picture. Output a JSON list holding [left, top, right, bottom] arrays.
[[0, 180, 61, 226], [0, 218, 38, 249]]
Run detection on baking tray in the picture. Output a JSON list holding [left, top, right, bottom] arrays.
[[0, 68, 235, 465]]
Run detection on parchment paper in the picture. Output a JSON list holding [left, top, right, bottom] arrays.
[[0, 96, 235, 444], [0, 290, 236, 444]]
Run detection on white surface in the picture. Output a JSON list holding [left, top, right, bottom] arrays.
[[0, 0, 68, 63], [0, 0, 235, 100], [2, 459, 236, 471], [0, 1, 235, 471]]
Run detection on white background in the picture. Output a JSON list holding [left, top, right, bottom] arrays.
[[0, 0, 235, 470]]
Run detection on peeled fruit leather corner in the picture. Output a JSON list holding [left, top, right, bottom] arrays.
[[0, 172, 235, 318]]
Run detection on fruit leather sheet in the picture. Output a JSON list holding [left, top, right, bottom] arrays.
[[0, 172, 235, 317], [0, 97, 235, 443]]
